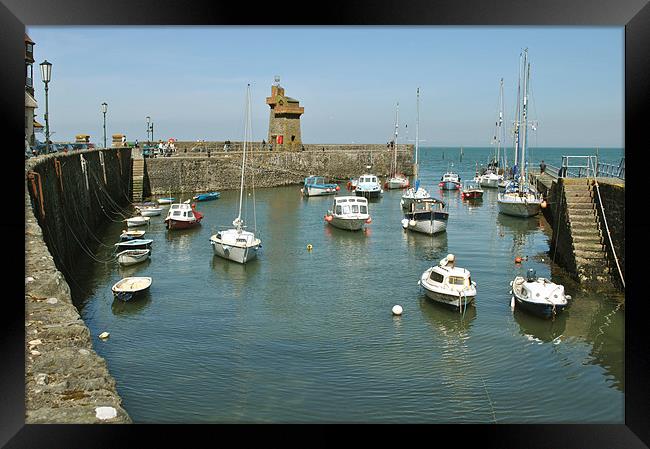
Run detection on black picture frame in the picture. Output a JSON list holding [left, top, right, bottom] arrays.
[[4, 0, 648, 447]]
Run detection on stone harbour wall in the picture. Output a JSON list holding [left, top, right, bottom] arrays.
[[145, 144, 414, 195], [25, 149, 132, 423]]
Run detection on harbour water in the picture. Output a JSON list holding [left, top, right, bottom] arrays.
[[70, 146, 624, 423]]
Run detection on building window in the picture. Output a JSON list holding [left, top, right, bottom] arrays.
[[26, 43, 33, 53]]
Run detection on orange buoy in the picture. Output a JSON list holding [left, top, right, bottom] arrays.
[[335, 185, 340, 191], [515, 256, 522, 263], [324, 215, 333, 222], [365, 217, 372, 224], [541, 200, 547, 209]]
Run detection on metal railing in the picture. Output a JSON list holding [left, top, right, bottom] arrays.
[[551, 156, 625, 180]]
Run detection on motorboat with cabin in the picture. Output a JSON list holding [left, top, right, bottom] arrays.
[[461, 180, 484, 200], [324, 196, 371, 231], [439, 171, 461, 190], [302, 176, 340, 197], [401, 197, 448, 235], [418, 254, 476, 310], [510, 269, 571, 319], [354, 174, 383, 199], [164, 202, 204, 230]]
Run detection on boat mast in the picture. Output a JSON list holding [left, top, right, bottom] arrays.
[[414, 88, 419, 181], [236, 84, 250, 227], [497, 78, 504, 171], [520, 49, 529, 188], [500, 78, 507, 172], [393, 102, 399, 177], [513, 52, 522, 184]]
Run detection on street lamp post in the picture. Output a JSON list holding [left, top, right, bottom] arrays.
[[101, 102, 108, 148], [146, 116, 151, 145], [39, 60, 52, 154]]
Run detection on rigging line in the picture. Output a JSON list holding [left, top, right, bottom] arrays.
[[60, 204, 118, 264], [92, 188, 129, 223], [89, 170, 132, 219], [88, 165, 134, 214], [65, 192, 116, 249]]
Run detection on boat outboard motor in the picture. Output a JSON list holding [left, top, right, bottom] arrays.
[[526, 268, 536, 282]]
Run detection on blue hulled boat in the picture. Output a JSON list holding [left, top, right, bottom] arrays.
[[193, 192, 221, 201]]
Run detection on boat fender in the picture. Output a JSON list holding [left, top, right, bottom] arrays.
[[365, 217, 372, 224], [335, 185, 340, 191], [540, 200, 547, 208], [409, 219, 417, 227], [515, 256, 522, 263], [307, 244, 313, 251], [510, 297, 515, 310], [401, 218, 409, 229], [324, 215, 333, 222]]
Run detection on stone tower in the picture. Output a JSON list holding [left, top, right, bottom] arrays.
[[266, 78, 304, 150]]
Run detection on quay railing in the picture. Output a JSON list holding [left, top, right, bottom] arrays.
[[547, 156, 625, 180]]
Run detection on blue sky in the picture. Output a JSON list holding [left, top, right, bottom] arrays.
[[26, 26, 624, 147]]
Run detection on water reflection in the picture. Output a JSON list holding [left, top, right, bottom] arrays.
[[402, 230, 448, 262], [513, 308, 567, 343], [418, 295, 477, 337], [117, 258, 152, 277], [111, 292, 153, 316]]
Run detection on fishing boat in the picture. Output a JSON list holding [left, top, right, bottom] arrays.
[[401, 197, 448, 235], [136, 206, 163, 217], [324, 196, 371, 231], [111, 276, 152, 302], [210, 84, 262, 264], [156, 197, 175, 205], [418, 254, 476, 310], [164, 202, 203, 230], [401, 89, 431, 209], [119, 229, 146, 241], [116, 249, 151, 266], [510, 269, 571, 319], [438, 171, 461, 190], [498, 49, 543, 218], [193, 191, 221, 201], [354, 174, 383, 199], [301, 176, 339, 197], [385, 102, 410, 190], [461, 180, 484, 200], [115, 239, 153, 250], [125, 216, 150, 227]]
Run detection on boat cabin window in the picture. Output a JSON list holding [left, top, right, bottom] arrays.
[[360, 205, 367, 214], [351, 204, 359, 213], [173, 211, 181, 216], [449, 276, 467, 286], [429, 271, 445, 283], [335, 205, 342, 214], [371, 177, 377, 183], [342, 205, 350, 214]]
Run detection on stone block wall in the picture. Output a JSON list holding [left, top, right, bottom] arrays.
[[25, 148, 132, 423], [145, 145, 414, 195], [593, 180, 625, 283]]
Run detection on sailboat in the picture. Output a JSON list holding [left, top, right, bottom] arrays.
[[209, 84, 262, 264], [385, 102, 409, 190], [401, 88, 431, 210], [479, 78, 506, 189], [498, 49, 543, 218]]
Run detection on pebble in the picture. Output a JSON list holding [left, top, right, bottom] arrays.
[[35, 373, 48, 385], [30, 350, 41, 356], [25, 277, 35, 284], [46, 297, 58, 304], [78, 349, 90, 356], [99, 332, 110, 340], [28, 339, 42, 346]]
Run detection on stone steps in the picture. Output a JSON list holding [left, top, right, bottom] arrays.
[[572, 234, 603, 244]]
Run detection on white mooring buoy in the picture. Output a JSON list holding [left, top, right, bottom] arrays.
[[392, 305, 403, 316], [510, 297, 515, 310]]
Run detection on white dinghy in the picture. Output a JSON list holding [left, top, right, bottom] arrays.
[[116, 249, 151, 266], [125, 216, 150, 227], [112, 276, 152, 302]]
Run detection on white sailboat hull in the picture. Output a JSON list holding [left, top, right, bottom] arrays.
[[497, 194, 542, 217], [210, 230, 261, 264], [402, 217, 447, 235], [386, 178, 409, 189], [479, 175, 501, 188]]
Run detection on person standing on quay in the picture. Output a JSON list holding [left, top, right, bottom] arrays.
[[540, 160, 546, 174]]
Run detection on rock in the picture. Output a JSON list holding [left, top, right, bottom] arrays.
[[95, 406, 118, 420], [28, 339, 43, 346], [35, 373, 48, 385], [46, 297, 58, 304], [26, 277, 35, 284], [78, 349, 90, 356]]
